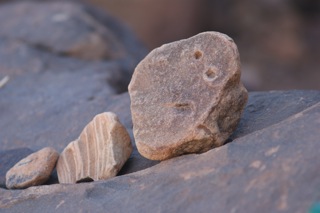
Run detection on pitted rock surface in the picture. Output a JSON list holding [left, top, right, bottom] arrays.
[[57, 112, 132, 184], [129, 32, 248, 160], [5, 147, 58, 189]]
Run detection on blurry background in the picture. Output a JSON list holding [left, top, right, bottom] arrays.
[[1, 0, 320, 91], [88, 0, 320, 91]]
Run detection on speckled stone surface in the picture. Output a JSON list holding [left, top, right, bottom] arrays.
[[129, 32, 248, 160], [6, 147, 59, 189]]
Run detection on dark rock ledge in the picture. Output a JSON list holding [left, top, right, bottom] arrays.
[[1, 90, 319, 213]]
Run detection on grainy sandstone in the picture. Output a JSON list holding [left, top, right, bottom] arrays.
[[5, 147, 59, 189], [56, 112, 132, 184], [129, 31, 248, 160]]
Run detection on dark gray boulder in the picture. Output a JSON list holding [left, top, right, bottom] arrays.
[[1, 90, 320, 213], [0, 1, 152, 185]]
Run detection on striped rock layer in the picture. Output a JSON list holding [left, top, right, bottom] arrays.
[[129, 32, 248, 160], [56, 112, 132, 184]]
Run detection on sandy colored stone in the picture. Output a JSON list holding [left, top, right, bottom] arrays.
[[0, 148, 33, 188], [56, 112, 132, 184], [129, 31, 248, 160], [5, 147, 59, 189]]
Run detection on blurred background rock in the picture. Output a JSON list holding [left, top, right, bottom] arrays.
[[1, 0, 319, 91]]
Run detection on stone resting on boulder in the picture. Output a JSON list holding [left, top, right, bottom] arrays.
[[129, 32, 248, 160]]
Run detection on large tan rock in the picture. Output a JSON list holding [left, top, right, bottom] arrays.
[[56, 112, 132, 184], [129, 31, 248, 160], [6, 147, 59, 189]]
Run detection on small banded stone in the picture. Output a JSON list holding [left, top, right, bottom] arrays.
[[56, 112, 132, 184]]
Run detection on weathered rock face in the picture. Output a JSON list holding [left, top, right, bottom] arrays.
[[1, 90, 319, 213], [0, 1, 147, 93], [129, 32, 248, 160], [57, 112, 132, 184], [0, 1, 154, 183], [6, 147, 59, 189], [0, 1, 146, 152]]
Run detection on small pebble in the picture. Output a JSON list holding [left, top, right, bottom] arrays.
[[6, 147, 59, 189]]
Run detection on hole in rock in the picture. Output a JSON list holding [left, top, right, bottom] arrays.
[[206, 68, 216, 78], [76, 177, 94, 183], [173, 102, 192, 112], [194, 51, 202, 59], [204, 67, 219, 81]]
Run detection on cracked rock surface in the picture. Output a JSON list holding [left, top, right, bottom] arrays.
[[129, 32, 248, 160]]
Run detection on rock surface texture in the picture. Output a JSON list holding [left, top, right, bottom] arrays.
[[57, 112, 132, 184], [0, 1, 146, 152], [5, 147, 58, 189], [0, 1, 155, 180], [1, 90, 320, 213], [129, 32, 248, 160]]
